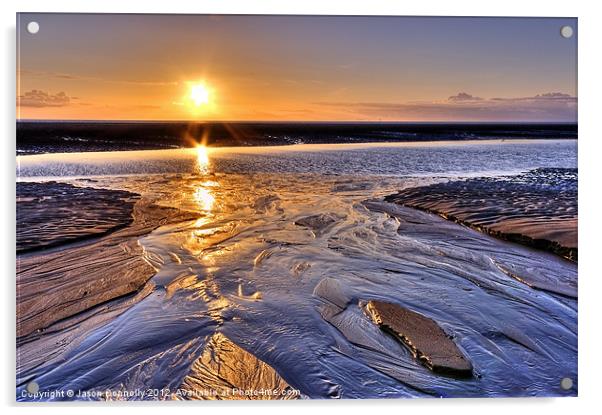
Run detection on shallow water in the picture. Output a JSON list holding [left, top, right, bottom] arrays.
[[16, 140, 578, 399]]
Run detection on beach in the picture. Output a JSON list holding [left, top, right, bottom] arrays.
[[16, 139, 577, 400]]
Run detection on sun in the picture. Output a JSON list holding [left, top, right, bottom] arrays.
[[189, 83, 211, 106]]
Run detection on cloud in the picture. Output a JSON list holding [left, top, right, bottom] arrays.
[[448, 92, 483, 102], [535, 92, 572, 99], [491, 92, 576, 103], [18, 90, 72, 107], [18, 69, 178, 87], [317, 92, 577, 122]]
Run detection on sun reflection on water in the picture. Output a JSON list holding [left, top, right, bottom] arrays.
[[194, 184, 215, 212], [195, 145, 210, 174]]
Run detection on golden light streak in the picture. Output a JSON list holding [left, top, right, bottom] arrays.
[[194, 143, 211, 175], [193, 186, 215, 212], [196, 144, 209, 166]]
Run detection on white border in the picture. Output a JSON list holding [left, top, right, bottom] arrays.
[[2, 1, 601, 414]]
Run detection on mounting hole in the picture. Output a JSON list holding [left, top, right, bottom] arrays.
[[26, 381, 39, 394], [27, 21, 40, 34], [560, 25, 573, 39], [560, 377, 573, 390]]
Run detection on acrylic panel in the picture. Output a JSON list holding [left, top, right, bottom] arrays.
[[16, 13, 577, 401]]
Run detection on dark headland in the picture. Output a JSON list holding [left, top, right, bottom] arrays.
[[17, 121, 577, 155]]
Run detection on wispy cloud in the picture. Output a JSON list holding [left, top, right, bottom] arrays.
[[317, 92, 577, 121], [491, 92, 576, 102], [18, 69, 178, 87]]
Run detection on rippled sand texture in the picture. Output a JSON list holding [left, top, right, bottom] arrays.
[[365, 300, 473, 377], [17, 182, 139, 253], [17, 174, 577, 400], [386, 168, 577, 261], [177, 333, 299, 400], [16, 141, 577, 400], [16, 183, 195, 338]]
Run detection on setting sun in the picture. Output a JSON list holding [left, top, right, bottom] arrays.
[[189, 83, 211, 106]]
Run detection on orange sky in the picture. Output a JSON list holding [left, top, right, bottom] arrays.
[[17, 14, 577, 122]]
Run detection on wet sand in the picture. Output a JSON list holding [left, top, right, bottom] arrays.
[[17, 182, 139, 253], [177, 333, 299, 400], [364, 199, 576, 298], [16, 181, 298, 401], [16, 174, 578, 399], [15, 142, 578, 400], [385, 168, 577, 261], [16, 183, 195, 338], [366, 300, 473, 378]]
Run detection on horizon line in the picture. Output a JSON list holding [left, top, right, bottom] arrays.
[[16, 119, 578, 125]]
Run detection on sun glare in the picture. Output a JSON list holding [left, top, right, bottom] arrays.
[[190, 83, 211, 106], [196, 144, 209, 166], [195, 144, 211, 175], [194, 186, 215, 212]]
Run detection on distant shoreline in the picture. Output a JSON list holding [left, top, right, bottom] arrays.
[[16, 121, 577, 155]]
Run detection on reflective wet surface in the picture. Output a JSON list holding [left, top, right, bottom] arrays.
[[16, 140, 577, 399]]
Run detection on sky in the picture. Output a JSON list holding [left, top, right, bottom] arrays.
[[17, 14, 577, 122]]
